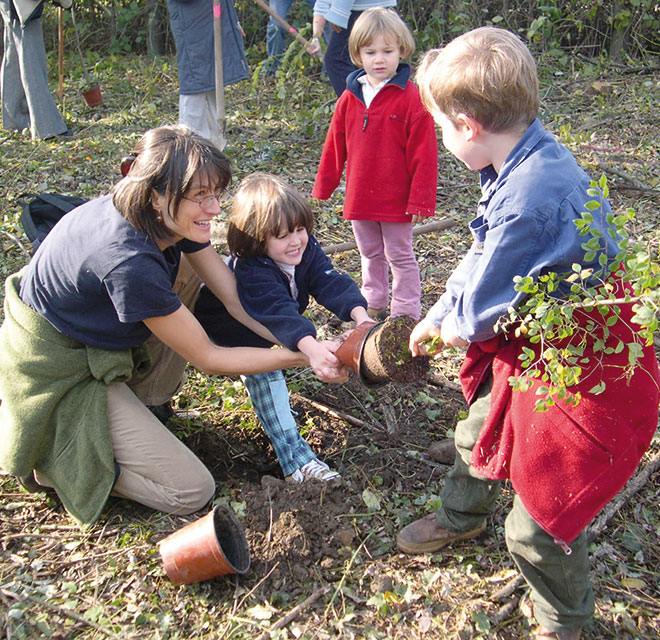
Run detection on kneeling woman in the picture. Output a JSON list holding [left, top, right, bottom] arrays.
[[0, 125, 342, 526]]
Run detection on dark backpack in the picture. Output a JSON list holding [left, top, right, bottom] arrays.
[[19, 193, 88, 253]]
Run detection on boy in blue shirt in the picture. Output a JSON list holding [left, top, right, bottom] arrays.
[[396, 27, 659, 640]]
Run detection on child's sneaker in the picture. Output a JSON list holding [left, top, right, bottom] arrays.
[[286, 458, 341, 483]]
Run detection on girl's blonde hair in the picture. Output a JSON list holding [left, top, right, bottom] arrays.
[[348, 8, 415, 67], [227, 173, 314, 258], [416, 27, 539, 133]]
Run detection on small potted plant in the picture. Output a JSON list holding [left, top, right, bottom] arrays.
[[76, 73, 103, 107], [71, 6, 103, 107]]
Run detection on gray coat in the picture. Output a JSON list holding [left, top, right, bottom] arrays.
[[166, 0, 248, 94]]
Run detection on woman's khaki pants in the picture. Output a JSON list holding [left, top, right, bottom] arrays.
[[108, 256, 214, 514]]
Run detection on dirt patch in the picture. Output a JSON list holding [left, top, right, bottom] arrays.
[[176, 369, 466, 595]]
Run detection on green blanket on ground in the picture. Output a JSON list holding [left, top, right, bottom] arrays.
[[0, 269, 150, 526]]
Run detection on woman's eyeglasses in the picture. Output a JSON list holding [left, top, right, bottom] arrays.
[[182, 193, 223, 210]]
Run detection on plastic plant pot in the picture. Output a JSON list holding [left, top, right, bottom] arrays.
[[159, 504, 251, 584]]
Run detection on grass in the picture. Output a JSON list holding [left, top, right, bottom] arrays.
[[1, 48, 660, 640]]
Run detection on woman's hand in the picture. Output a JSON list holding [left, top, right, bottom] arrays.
[[144, 306, 307, 376]]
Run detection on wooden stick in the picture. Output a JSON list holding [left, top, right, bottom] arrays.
[[322, 217, 457, 255], [213, 0, 227, 150], [252, 0, 318, 57], [58, 7, 64, 97], [291, 393, 371, 429], [256, 585, 330, 640], [587, 448, 660, 543]]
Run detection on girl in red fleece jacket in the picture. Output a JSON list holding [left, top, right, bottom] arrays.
[[312, 8, 438, 320]]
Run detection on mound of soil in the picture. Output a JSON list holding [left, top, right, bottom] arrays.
[[177, 371, 467, 595]]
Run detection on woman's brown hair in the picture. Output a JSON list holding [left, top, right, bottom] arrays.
[[112, 125, 231, 243]]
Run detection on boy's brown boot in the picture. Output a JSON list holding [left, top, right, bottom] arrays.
[[396, 514, 485, 554], [535, 628, 581, 640]]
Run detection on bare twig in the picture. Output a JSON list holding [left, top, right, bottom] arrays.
[[489, 446, 660, 620], [0, 587, 121, 638], [322, 218, 458, 255], [292, 393, 386, 431], [587, 447, 660, 543], [1, 228, 31, 259], [256, 585, 331, 640], [426, 372, 462, 394]]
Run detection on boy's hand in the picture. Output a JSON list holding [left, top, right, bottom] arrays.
[[409, 318, 442, 356], [440, 315, 469, 347]]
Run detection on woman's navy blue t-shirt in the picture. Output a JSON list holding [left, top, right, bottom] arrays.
[[19, 194, 207, 350]]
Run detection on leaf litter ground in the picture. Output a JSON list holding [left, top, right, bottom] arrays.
[[1, 55, 660, 640]]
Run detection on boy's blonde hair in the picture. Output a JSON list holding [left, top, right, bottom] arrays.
[[348, 8, 415, 67], [227, 172, 314, 259], [416, 27, 539, 133]]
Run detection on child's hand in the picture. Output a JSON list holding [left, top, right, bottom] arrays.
[[440, 315, 469, 347], [298, 336, 347, 382], [406, 212, 425, 224], [409, 318, 442, 357], [350, 306, 372, 326]]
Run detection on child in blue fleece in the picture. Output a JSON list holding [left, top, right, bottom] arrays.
[[195, 172, 371, 481]]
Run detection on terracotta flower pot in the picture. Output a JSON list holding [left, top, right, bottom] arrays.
[[335, 320, 388, 387], [336, 317, 430, 387], [82, 85, 103, 107], [159, 504, 251, 584]]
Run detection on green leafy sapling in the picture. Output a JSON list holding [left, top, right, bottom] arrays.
[[495, 175, 660, 411]]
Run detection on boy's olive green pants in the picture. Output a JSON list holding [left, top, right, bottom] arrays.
[[435, 376, 594, 633]]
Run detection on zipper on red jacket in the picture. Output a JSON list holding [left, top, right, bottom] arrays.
[[362, 110, 368, 131]]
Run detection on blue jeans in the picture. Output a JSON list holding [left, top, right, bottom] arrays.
[[324, 10, 361, 96], [265, 0, 328, 73]]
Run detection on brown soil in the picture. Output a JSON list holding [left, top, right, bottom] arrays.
[[361, 316, 430, 384], [177, 370, 468, 597]]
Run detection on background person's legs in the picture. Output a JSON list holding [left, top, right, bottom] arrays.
[[0, 14, 67, 138], [179, 91, 220, 145], [265, 0, 295, 73], [324, 10, 360, 97]]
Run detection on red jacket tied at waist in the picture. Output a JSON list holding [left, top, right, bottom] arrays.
[[459, 291, 659, 544]]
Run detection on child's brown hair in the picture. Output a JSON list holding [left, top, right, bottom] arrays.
[[348, 8, 415, 67], [227, 172, 314, 259], [416, 27, 539, 133]]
